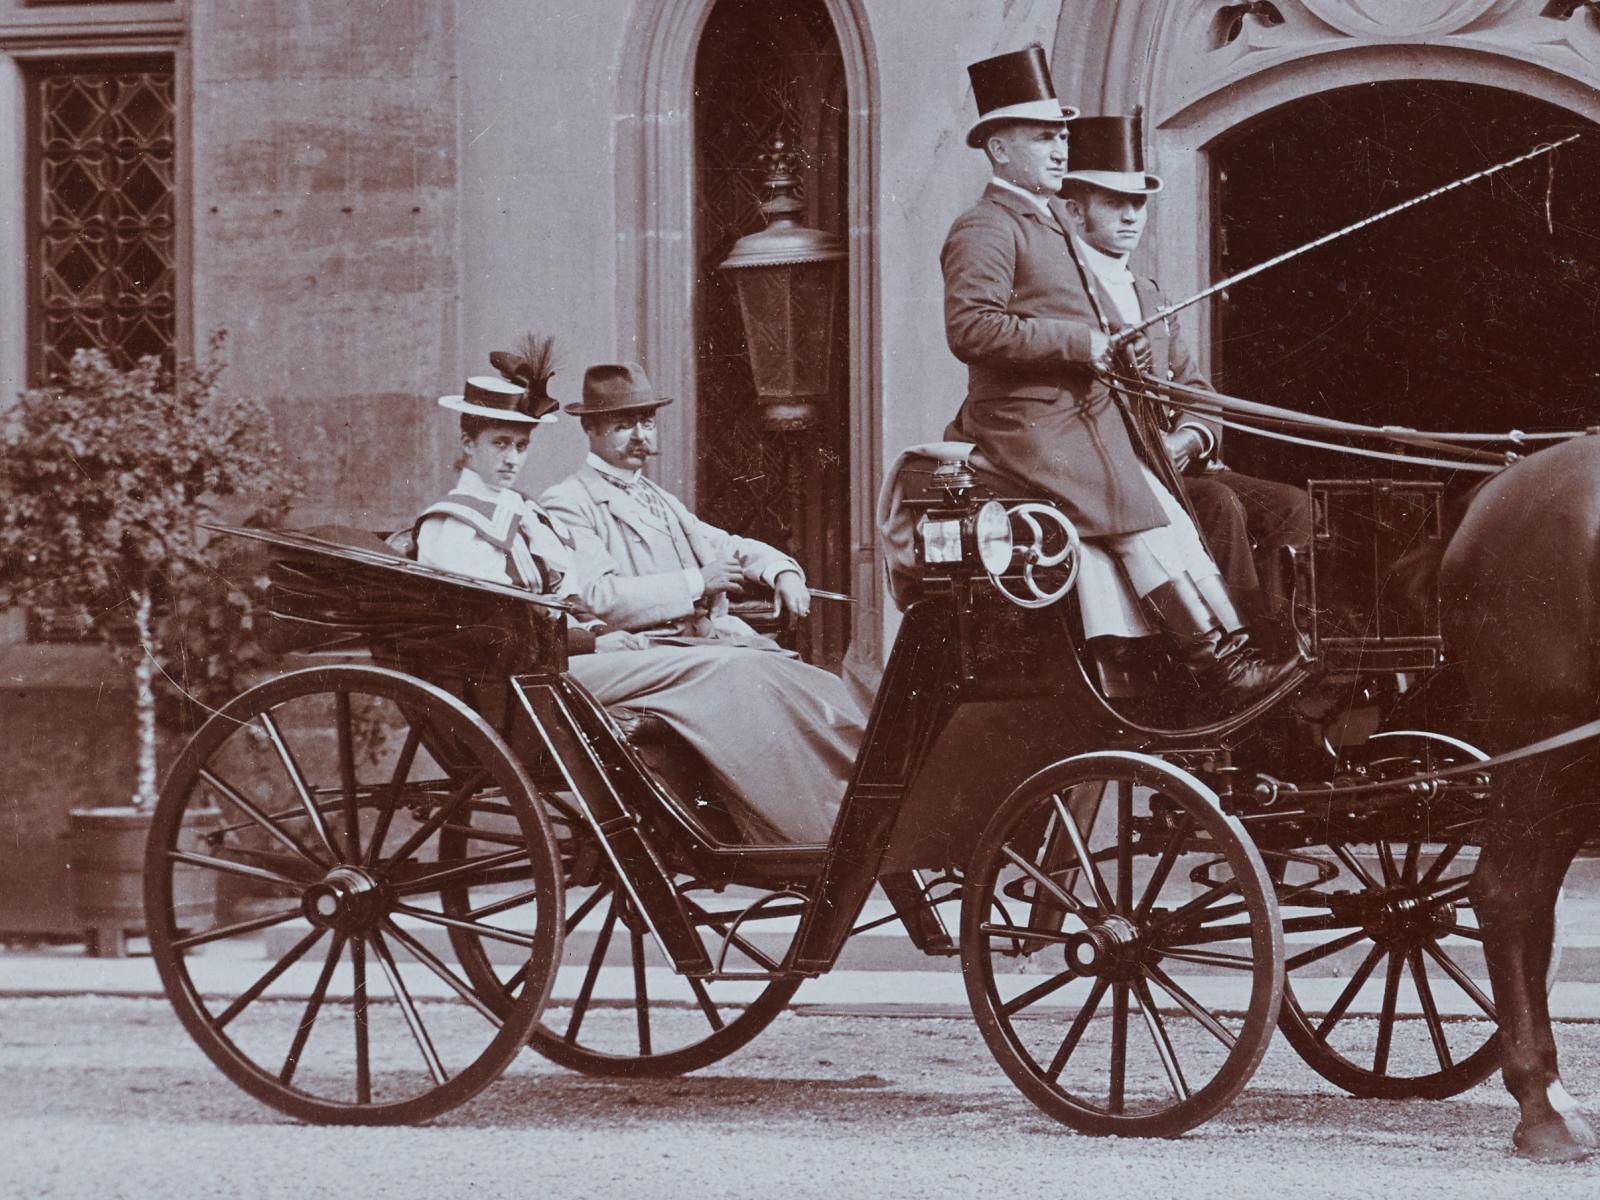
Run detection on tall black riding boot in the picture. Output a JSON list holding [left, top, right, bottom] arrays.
[[1142, 574, 1304, 708]]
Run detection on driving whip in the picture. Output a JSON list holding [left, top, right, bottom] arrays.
[[1109, 133, 1582, 349]]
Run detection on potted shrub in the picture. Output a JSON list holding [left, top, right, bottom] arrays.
[[0, 339, 297, 954]]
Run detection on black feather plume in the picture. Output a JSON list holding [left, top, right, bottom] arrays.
[[488, 333, 559, 419]]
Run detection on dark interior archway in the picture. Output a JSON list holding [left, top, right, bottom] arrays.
[[1213, 81, 1600, 483], [693, 0, 850, 667]]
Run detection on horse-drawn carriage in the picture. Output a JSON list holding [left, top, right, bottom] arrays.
[[143, 447, 1539, 1137]]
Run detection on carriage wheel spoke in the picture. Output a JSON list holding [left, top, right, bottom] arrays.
[[1002, 846, 1091, 920], [1143, 880, 1243, 943], [1315, 942, 1386, 1040], [392, 903, 537, 949], [1423, 941, 1498, 1019], [1109, 981, 1130, 1115], [1045, 976, 1110, 1081], [363, 725, 423, 866], [565, 884, 611, 936], [1000, 968, 1079, 1017], [1400, 840, 1421, 886], [167, 848, 304, 891], [1286, 928, 1368, 972], [1114, 782, 1134, 912], [1372, 949, 1407, 1074], [1134, 975, 1190, 1101], [1329, 842, 1381, 890], [258, 711, 341, 863], [1053, 793, 1114, 913], [1442, 922, 1483, 942], [1409, 948, 1453, 1070], [383, 769, 488, 869], [280, 932, 347, 1086], [631, 925, 652, 1057], [1134, 812, 1194, 920], [1144, 963, 1236, 1049], [371, 929, 447, 1085], [1157, 945, 1257, 971], [335, 690, 362, 862], [173, 905, 302, 951], [1377, 841, 1399, 887], [199, 768, 326, 870], [566, 898, 619, 1045], [980, 922, 1075, 948], [390, 848, 530, 896], [687, 977, 727, 1032], [467, 888, 541, 922], [214, 926, 327, 1030], [383, 918, 504, 1027], [352, 937, 371, 1105], [1416, 841, 1464, 890]]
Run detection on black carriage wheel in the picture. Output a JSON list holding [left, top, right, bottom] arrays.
[[1275, 730, 1562, 1100], [442, 795, 805, 1078], [962, 752, 1284, 1138], [144, 665, 564, 1124]]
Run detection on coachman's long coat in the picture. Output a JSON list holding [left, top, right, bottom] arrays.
[[940, 184, 1211, 538]]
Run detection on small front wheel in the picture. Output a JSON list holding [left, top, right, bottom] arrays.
[[962, 752, 1283, 1138]]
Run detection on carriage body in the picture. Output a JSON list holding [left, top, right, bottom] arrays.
[[142, 471, 1509, 1133]]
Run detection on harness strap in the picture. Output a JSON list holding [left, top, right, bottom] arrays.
[[1211, 414, 1502, 474]]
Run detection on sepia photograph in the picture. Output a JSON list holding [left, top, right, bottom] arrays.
[[3, 1, 1600, 1195]]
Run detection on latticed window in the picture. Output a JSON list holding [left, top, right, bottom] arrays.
[[26, 56, 177, 382]]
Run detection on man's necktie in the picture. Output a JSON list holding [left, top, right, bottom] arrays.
[[611, 474, 671, 529]]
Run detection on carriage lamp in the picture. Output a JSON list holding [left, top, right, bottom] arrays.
[[917, 499, 1014, 576], [717, 137, 846, 432]]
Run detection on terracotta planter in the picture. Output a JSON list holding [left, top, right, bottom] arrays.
[[68, 806, 219, 957]]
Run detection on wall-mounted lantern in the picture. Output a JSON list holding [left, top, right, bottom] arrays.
[[717, 137, 845, 432]]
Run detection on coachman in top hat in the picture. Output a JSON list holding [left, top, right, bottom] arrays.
[[940, 49, 1302, 707]]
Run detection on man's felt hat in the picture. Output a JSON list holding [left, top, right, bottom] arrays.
[[563, 362, 675, 417], [1062, 114, 1164, 195], [965, 45, 1078, 149], [438, 375, 556, 424]]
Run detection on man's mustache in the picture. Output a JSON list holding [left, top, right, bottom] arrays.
[[626, 443, 662, 456]]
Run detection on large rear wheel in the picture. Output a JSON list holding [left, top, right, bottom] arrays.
[[962, 752, 1284, 1138], [444, 793, 808, 1077], [145, 665, 563, 1124], [1275, 730, 1561, 1100]]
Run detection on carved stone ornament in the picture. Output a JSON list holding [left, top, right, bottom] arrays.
[[1299, 0, 1506, 38]]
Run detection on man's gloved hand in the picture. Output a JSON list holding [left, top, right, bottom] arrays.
[[1162, 425, 1206, 473], [699, 555, 744, 597], [1113, 324, 1155, 375], [772, 570, 811, 621]]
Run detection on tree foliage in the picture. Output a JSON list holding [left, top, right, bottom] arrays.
[[0, 339, 299, 793]]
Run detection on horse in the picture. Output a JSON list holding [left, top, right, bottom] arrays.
[[1438, 432, 1600, 1162]]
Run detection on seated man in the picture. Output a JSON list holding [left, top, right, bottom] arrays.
[[417, 355, 862, 844], [539, 361, 812, 641]]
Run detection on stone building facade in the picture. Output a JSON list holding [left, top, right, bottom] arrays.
[[3, 0, 1598, 929]]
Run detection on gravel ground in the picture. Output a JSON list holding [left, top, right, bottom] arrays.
[[4, 996, 1599, 1199]]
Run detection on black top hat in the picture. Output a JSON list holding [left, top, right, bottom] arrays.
[[1063, 114, 1163, 194], [965, 45, 1079, 149], [563, 362, 675, 417]]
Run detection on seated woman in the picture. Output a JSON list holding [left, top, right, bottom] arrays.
[[416, 364, 864, 844]]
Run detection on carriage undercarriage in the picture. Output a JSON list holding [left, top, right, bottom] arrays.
[[142, 476, 1561, 1136]]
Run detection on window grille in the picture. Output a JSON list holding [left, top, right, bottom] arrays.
[[27, 56, 177, 382]]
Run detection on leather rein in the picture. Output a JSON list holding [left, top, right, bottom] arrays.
[[1099, 367, 1596, 477]]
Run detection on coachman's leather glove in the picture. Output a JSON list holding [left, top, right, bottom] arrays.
[[1112, 324, 1155, 375]]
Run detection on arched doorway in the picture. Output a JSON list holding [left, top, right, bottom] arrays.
[[1212, 80, 1600, 482], [692, 0, 852, 667]]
